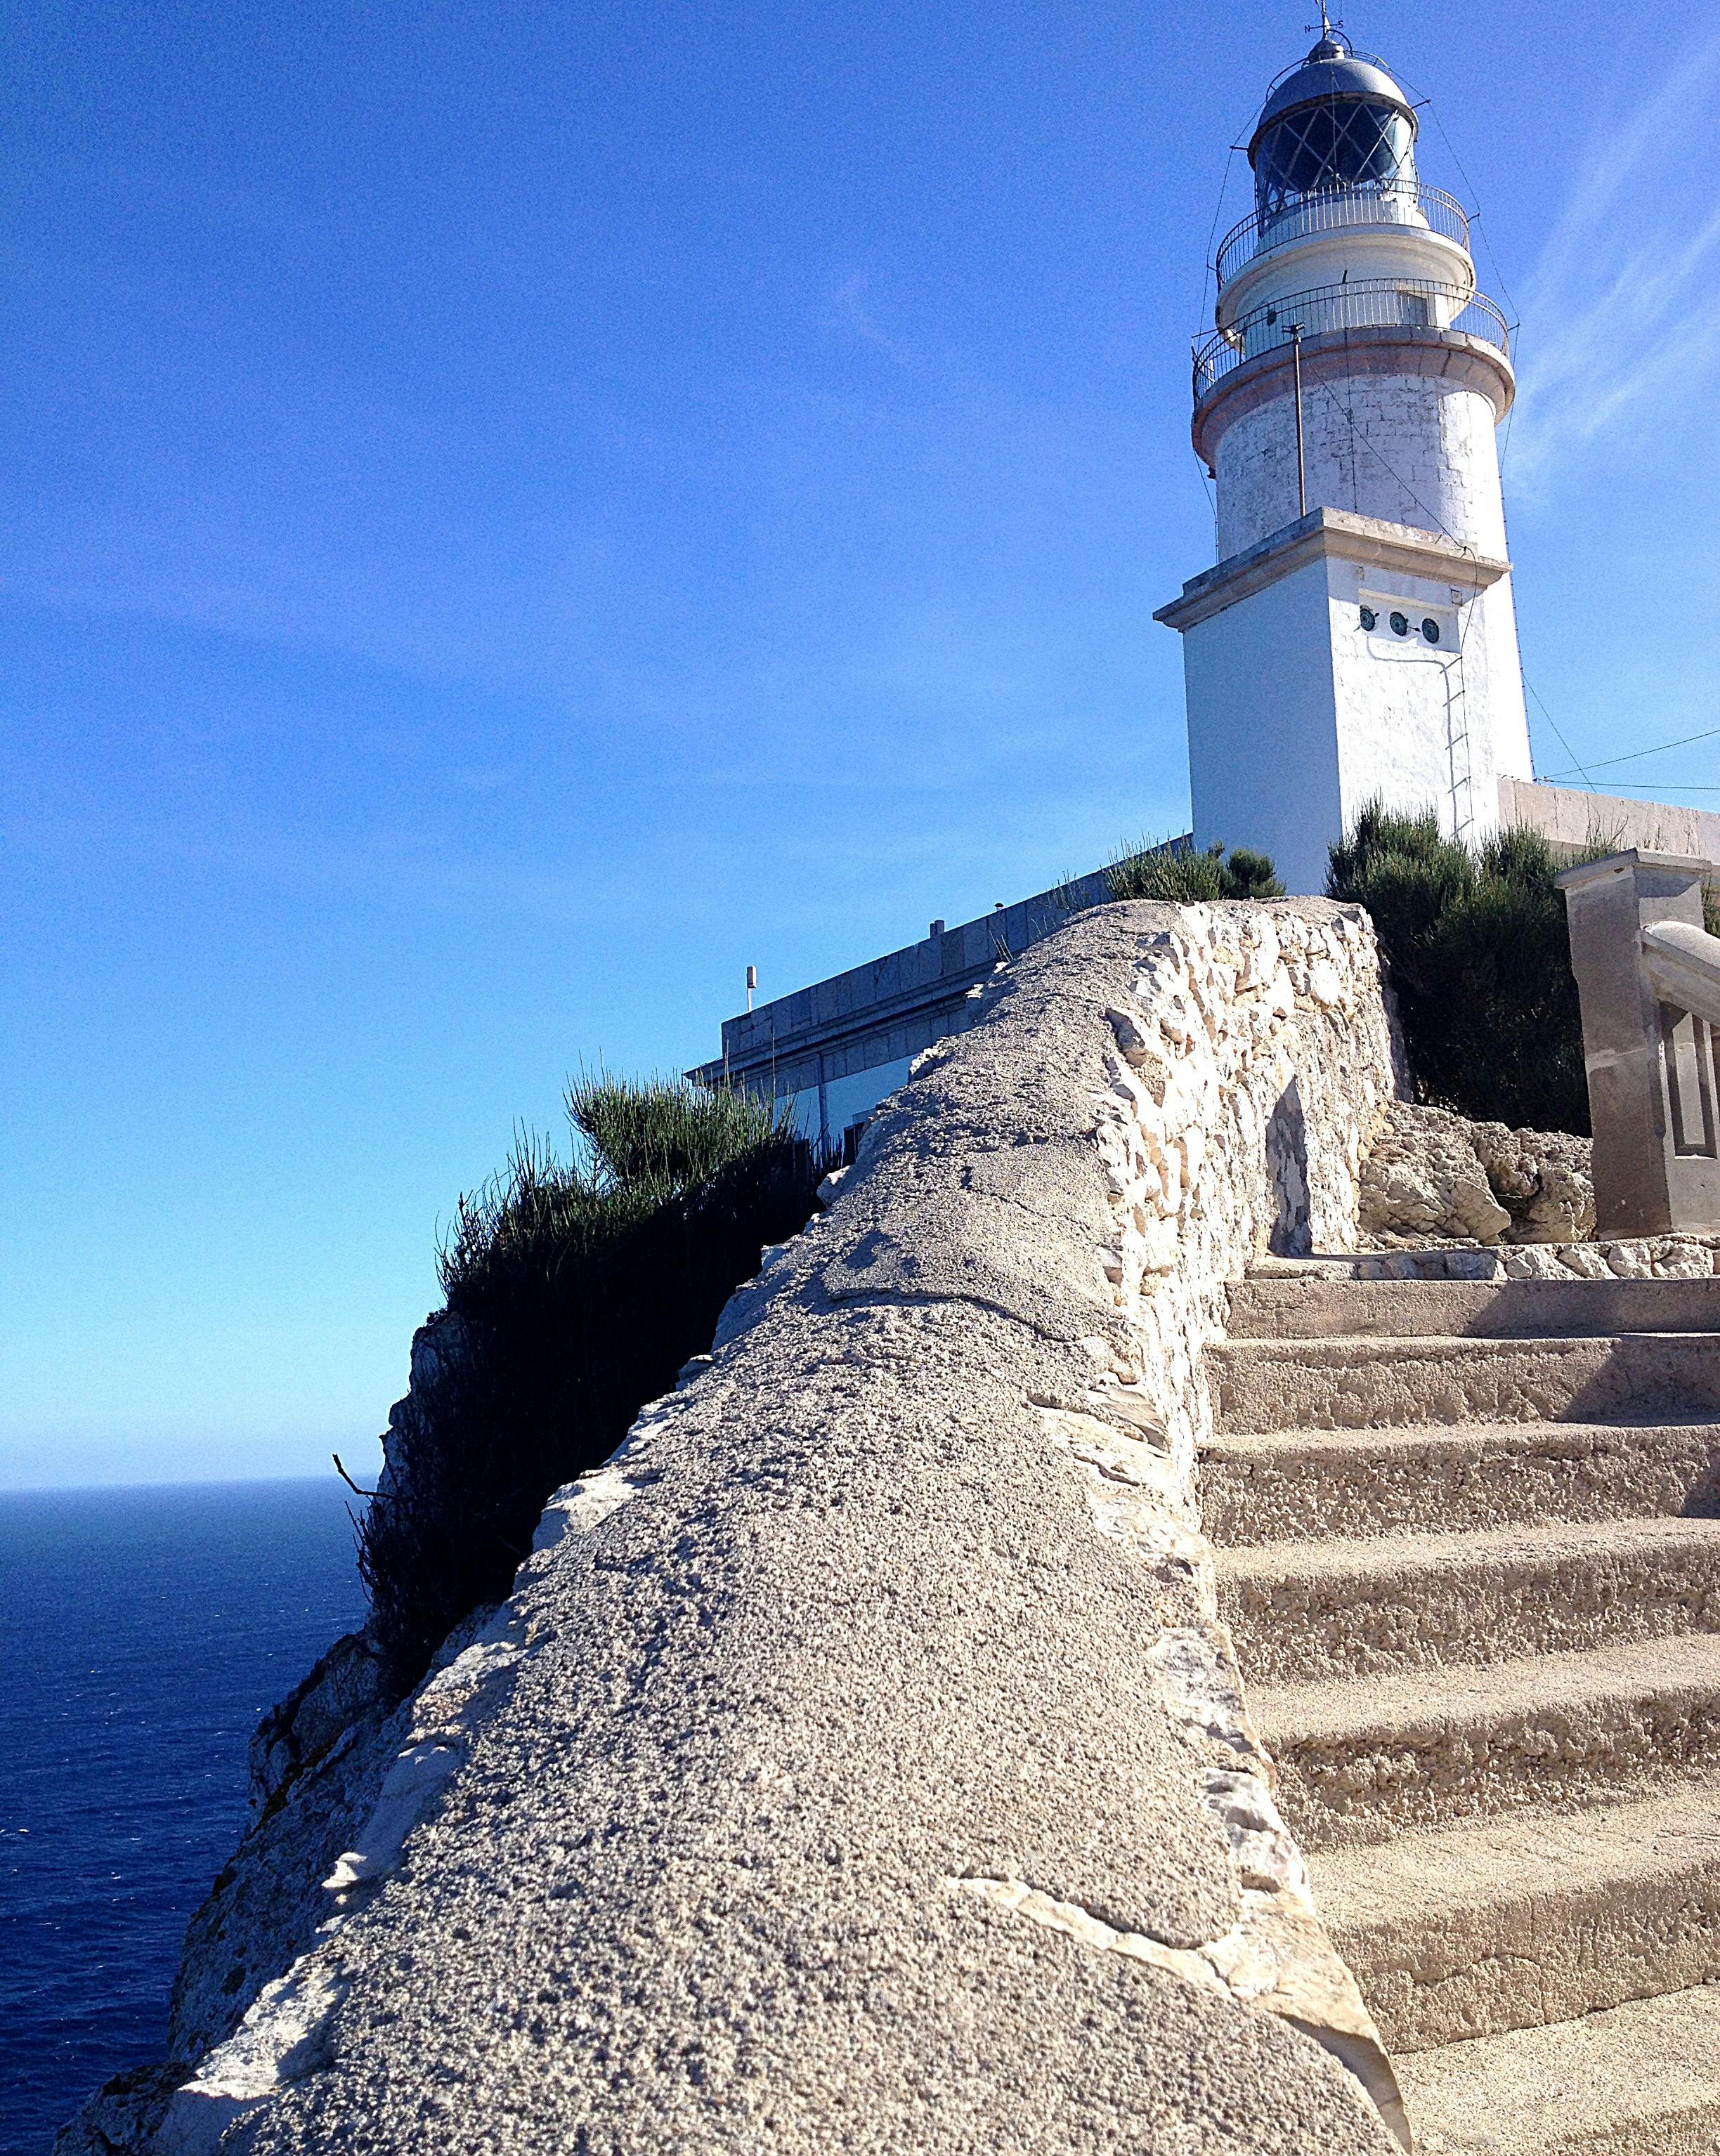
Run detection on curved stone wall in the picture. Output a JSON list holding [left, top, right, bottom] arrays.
[[63, 899, 1411, 2156]]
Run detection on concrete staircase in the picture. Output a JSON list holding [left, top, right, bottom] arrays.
[[1204, 1269, 1720, 2153]]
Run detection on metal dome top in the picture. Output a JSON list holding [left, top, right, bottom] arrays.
[[1249, 32, 1417, 162]]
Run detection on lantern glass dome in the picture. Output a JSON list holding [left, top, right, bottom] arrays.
[[1249, 35, 1419, 223]]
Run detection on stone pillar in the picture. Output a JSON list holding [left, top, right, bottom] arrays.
[[1555, 850, 1720, 1234]]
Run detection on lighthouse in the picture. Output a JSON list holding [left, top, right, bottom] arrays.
[[1154, 26, 1534, 896]]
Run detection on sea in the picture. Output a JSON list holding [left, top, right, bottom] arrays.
[[0, 1479, 366, 2156]]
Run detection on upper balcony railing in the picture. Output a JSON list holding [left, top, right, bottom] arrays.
[[1214, 183, 1471, 291], [1193, 276, 1511, 404]]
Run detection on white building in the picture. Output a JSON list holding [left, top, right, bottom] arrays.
[[1154, 30, 1535, 896]]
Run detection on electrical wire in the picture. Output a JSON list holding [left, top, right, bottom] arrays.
[[1388, 64, 1524, 324], [1306, 367, 1486, 834], [1537, 724, 1720, 783], [1199, 145, 1239, 332], [1386, 63, 1525, 478], [1312, 378, 1464, 547], [1195, 136, 1249, 548], [1308, 375, 1598, 809], [1521, 673, 1599, 790]]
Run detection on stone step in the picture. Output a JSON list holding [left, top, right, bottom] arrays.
[[1227, 1274, 1720, 1342], [1207, 1331, 1720, 1436], [1252, 1632, 1720, 1848], [1312, 1775, 1720, 2053], [1397, 1982, 1720, 2153], [1217, 1516, 1720, 1683], [1199, 1420, 1720, 1544]]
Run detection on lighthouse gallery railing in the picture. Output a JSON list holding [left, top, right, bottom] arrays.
[[1193, 277, 1511, 404], [1213, 183, 1471, 290]]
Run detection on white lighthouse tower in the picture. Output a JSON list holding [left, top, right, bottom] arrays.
[[1154, 25, 1534, 896]]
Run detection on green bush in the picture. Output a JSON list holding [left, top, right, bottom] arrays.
[[1327, 804, 1593, 1133], [358, 1076, 825, 1693], [1107, 837, 1285, 903]]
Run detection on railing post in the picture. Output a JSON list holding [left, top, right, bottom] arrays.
[[1290, 325, 1307, 517], [1555, 849, 1720, 1234]]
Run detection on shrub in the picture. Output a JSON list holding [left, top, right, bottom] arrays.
[[358, 1076, 825, 1693], [1107, 837, 1285, 903], [1327, 804, 1592, 1133], [1219, 847, 1286, 901]]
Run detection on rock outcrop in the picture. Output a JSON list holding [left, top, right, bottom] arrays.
[[62, 899, 1412, 2156], [372, 1310, 468, 1505], [247, 1630, 391, 1820], [1468, 1118, 1595, 1244], [1357, 1104, 1513, 1246], [166, 1644, 405, 2070], [1357, 1102, 1595, 1249]]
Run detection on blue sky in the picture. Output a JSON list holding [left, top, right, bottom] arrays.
[[4, 0, 1718, 1488]]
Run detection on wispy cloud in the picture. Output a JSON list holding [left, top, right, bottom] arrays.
[[1509, 28, 1720, 483], [825, 273, 923, 370]]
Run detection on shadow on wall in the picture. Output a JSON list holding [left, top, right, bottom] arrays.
[[1268, 1078, 1312, 1255]]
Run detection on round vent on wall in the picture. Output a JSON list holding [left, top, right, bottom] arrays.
[[1421, 618, 1441, 643], [1389, 610, 1409, 637]]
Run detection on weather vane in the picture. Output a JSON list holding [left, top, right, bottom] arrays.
[[1305, 1, 1344, 37]]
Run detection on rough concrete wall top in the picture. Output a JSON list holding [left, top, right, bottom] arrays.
[[1499, 776, 1720, 868], [141, 901, 1407, 2156]]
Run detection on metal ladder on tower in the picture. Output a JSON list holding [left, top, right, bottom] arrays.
[[1445, 596, 1476, 845]]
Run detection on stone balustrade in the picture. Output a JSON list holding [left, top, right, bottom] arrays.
[[1556, 852, 1720, 1236]]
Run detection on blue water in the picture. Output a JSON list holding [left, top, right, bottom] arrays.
[[0, 1480, 365, 2154]]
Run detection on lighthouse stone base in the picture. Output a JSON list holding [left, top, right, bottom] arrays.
[[1157, 507, 1532, 898]]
